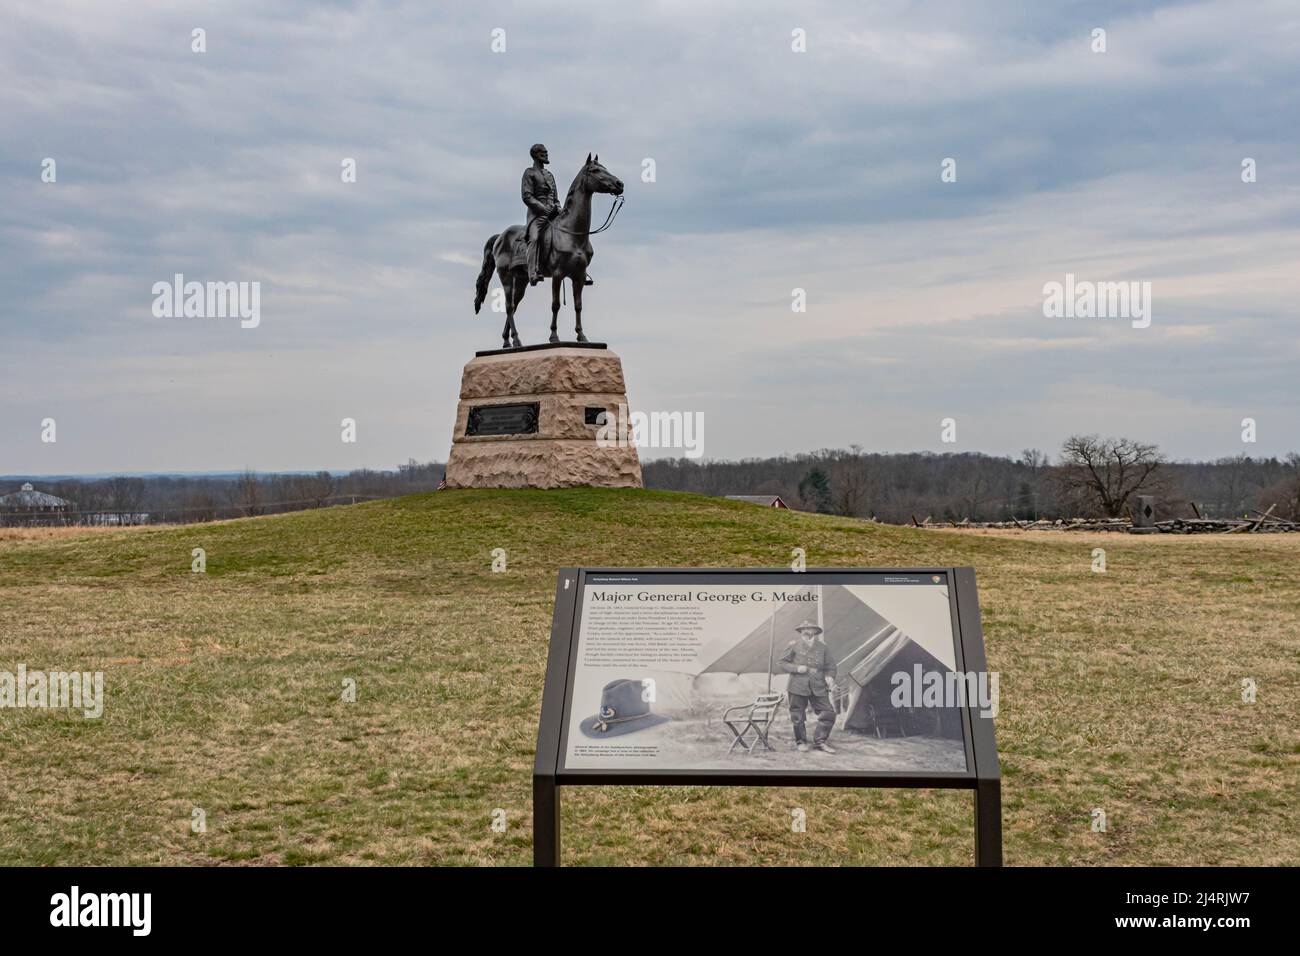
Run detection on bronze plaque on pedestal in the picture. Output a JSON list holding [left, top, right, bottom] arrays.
[[466, 402, 540, 437]]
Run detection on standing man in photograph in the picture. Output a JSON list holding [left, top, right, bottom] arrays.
[[779, 620, 838, 754]]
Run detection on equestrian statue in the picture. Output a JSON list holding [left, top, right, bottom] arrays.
[[473, 145, 624, 348]]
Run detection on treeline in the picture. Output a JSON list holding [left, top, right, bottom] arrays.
[[10, 443, 1300, 528], [12, 460, 445, 524], [642, 445, 1300, 523]]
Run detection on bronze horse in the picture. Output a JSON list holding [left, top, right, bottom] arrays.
[[474, 154, 624, 348]]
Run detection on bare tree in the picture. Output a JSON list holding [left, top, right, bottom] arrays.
[[292, 471, 335, 508], [954, 463, 992, 521], [829, 448, 873, 517], [106, 476, 145, 514], [1285, 453, 1300, 519], [183, 492, 219, 523], [1020, 448, 1049, 471], [102, 476, 146, 523], [1210, 453, 1256, 517], [232, 470, 264, 517], [1257, 453, 1300, 521], [1055, 435, 1164, 518]]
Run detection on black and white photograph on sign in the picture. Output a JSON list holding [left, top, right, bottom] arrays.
[[563, 578, 971, 773]]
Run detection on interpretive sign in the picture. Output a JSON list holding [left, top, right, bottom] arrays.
[[534, 567, 1001, 866]]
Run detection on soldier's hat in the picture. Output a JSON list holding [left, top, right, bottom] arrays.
[[794, 619, 823, 635], [579, 678, 670, 739]]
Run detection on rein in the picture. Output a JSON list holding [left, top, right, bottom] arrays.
[[551, 193, 624, 236]]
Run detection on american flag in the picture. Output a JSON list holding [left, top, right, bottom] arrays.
[[436, 477, 447, 490]]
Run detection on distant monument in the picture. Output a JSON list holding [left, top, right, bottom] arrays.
[[445, 147, 640, 489]]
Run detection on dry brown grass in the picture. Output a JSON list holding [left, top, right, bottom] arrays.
[[0, 489, 1295, 866]]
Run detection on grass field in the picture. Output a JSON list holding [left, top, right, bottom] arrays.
[[1, 489, 1296, 866]]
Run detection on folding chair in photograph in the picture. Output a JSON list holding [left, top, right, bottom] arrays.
[[722, 692, 785, 754]]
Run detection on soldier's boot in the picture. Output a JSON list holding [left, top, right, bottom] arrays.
[[584, 274, 594, 286], [526, 236, 543, 286], [813, 704, 837, 753], [790, 706, 807, 751]]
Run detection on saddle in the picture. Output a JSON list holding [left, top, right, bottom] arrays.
[[512, 221, 593, 285], [512, 221, 552, 272]]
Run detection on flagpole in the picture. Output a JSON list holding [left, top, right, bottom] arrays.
[[817, 583, 824, 633], [766, 607, 775, 693]]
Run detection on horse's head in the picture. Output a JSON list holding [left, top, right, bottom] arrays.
[[584, 153, 624, 196]]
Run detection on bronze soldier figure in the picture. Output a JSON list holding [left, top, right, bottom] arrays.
[[475, 148, 623, 348], [778, 620, 838, 754], [522, 144, 559, 286], [522, 144, 594, 288]]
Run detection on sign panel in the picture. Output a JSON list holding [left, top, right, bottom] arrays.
[[534, 567, 1002, 865], [465, 402, 540, 436], [556, 570, 982, 778]]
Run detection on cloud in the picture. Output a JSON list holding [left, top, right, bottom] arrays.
[[1, 0, 1298, 471]]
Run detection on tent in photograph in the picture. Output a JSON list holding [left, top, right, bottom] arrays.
[[833, 620, 964, 739], [702, 585, 963, 739]]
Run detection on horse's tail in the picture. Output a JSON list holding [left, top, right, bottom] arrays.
[[473, 234, 499, 315]]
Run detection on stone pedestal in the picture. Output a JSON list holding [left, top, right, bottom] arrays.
[[444, 344, 643, 489]]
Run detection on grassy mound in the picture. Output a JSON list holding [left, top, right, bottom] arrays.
[[0, 488, 1295, 865]]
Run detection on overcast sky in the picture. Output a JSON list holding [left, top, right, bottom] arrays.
[[2, 0, 1297, 474]]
